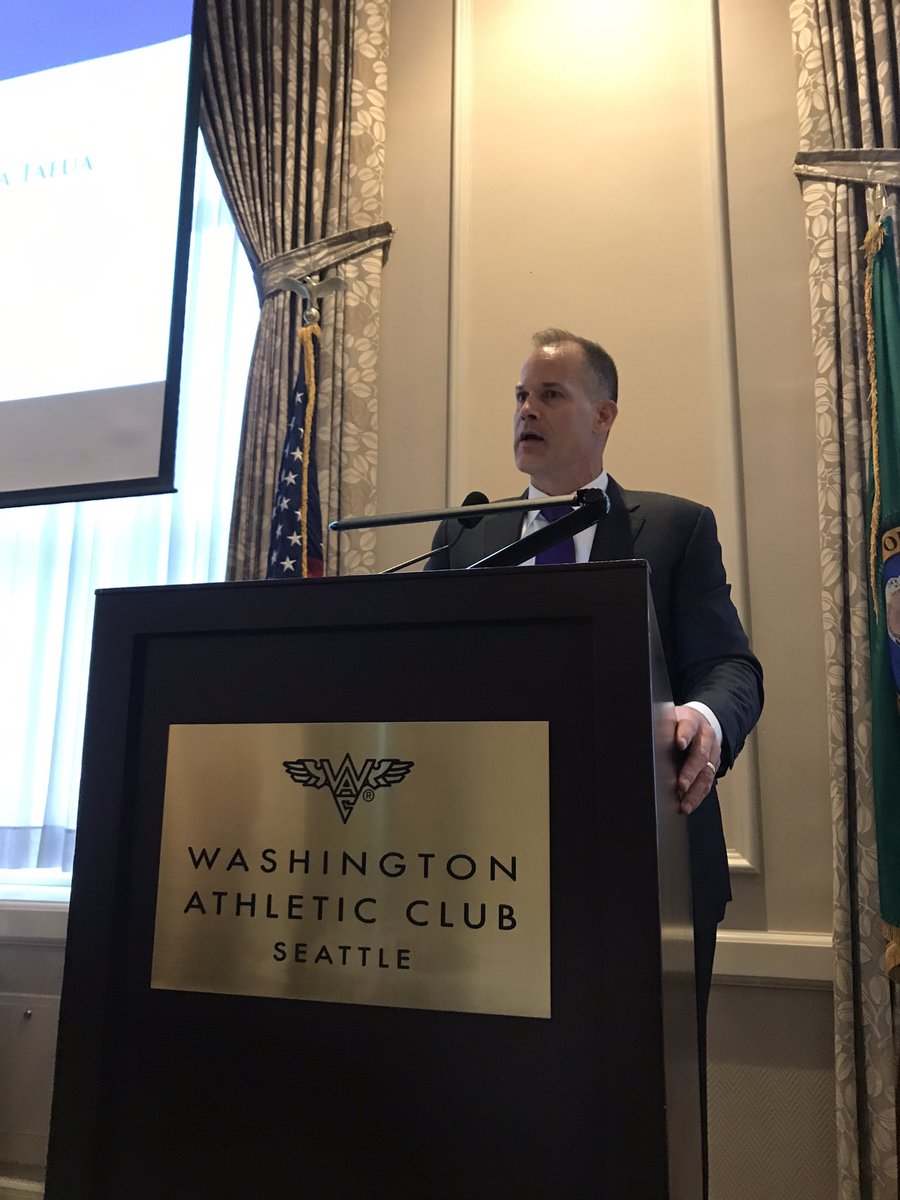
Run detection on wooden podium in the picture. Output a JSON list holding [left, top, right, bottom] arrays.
[[46, 563, 701, 1198]]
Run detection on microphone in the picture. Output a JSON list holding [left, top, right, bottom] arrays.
[[380, 491, 490, 574], [331, 489, 599, 532], [456, 491, 489, 527]]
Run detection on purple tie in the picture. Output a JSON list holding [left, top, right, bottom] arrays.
[[534, 505, 575, 565]]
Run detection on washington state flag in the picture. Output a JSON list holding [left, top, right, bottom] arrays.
[[863, 216, 900, 965]]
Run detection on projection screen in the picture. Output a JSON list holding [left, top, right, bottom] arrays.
[[0, 0, 203, 507]]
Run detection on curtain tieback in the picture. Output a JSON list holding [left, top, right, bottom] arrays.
[[254, 222, 395, 301], [793, 149, 900, 188]]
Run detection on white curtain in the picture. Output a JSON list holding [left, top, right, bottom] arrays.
[[0, 137, 259, 901]]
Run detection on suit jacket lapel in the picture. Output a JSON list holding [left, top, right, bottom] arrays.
[[589, 475, 643, 561], [478, 480, 643, 565], [481, 504, 526, 559]]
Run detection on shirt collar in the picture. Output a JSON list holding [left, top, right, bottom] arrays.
[[524, 470, 608, 529]]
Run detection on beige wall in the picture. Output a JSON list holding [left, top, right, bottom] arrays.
[[717, 0, 832, 934], [381, 0, 832, 950], [377, 1, 454, 571]]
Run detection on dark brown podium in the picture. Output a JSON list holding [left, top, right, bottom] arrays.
[[46, 563, 701, 1198]]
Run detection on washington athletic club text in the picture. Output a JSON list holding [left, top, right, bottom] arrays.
[[179, 846, 521, 971]]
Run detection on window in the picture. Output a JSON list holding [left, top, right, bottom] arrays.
[[0, 137, 258, 902]]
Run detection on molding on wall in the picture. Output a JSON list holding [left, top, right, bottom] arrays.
[[708, 0, 764, 882], [0, 1175, 43, 1200], [446, 0, 472, 504], [713, 929, 833, 987], [721, 746, 762, 873], [0, 904, 68, 945], [727, 847, 759, 875]]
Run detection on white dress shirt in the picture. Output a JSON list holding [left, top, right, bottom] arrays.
[[520, 471, 609, 564]]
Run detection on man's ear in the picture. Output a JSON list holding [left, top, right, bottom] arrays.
[[595, 400, 618, 435]]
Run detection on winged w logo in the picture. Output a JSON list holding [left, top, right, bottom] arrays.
[[283, 754, 414, 823]]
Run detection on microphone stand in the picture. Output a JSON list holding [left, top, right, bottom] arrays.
[[328, 488, 611, 574], [328, 489, 608, 532], [380, 527, 465, 574], [467, 495, 610, 569]]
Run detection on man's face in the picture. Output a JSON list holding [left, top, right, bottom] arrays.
[[513, 342, 617, 494]]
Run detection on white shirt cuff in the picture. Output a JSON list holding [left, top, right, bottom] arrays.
[[684, 701, 722, 755]]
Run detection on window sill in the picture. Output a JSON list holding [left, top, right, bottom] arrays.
[[0, 901, 69, 944]]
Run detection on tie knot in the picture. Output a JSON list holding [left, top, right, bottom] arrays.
[[540, 505, 573, 524]]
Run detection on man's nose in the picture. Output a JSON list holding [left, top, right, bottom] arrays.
[[519, 394, 538, 417]]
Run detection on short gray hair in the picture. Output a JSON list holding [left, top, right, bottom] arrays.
[[531, 328, 618, 405]]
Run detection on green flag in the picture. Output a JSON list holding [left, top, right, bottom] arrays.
[[863, 215, 900, 965]]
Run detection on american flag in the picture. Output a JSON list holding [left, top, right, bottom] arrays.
[[266, 323, 324, 579]]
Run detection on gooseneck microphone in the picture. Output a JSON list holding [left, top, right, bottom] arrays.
[[329, 488, 606, 533], [330, 488, 607, 574], [379, 492, 490, 574], [455, 490, 490, 527]]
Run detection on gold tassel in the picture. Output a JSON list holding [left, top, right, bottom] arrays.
[[297, 323, 320, 580], [862, 220, 884, 618], [884, 921, 900, 975], [863, 219, 885, 258]]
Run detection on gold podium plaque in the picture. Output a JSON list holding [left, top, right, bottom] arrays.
[[151, 721, 550, 1017]]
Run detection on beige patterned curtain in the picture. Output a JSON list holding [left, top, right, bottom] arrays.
[[790, 2, 900, 1196], [200, 1, 392, 579]]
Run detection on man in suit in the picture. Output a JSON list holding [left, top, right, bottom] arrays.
[[426, 327, 763, 1193]]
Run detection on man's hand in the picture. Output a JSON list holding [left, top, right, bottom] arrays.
[[674, 707, 720, 815]]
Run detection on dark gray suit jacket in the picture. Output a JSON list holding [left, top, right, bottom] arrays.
[[425, 475, 764, 927]]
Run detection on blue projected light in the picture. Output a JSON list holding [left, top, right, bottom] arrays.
[[0, 0, 193, 81]]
